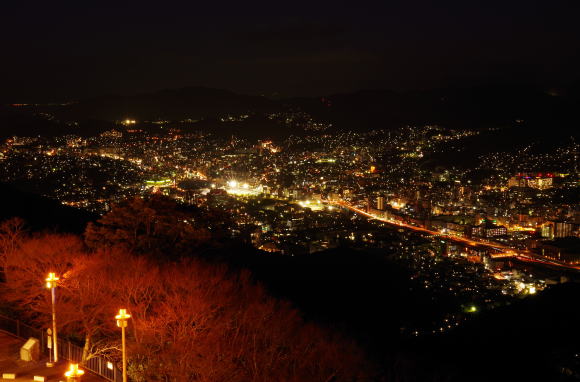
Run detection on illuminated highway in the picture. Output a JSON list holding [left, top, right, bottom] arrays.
[[329, 200, 580, 271]]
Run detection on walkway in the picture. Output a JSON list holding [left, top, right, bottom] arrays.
[[0, 332, 105, 381]]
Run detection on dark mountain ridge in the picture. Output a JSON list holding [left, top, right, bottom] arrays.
[[1, 84, 578, 139], [293, 83, 580, 133], [41, 86, 278, 121], [0, 183, 97, 234]]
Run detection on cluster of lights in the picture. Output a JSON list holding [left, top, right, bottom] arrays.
[[227, 180, 250, 189], [121, 119, 137, 126], [298, 199, 326, 211], [226, 180, 257, 195], [516, 281, 537, 294]]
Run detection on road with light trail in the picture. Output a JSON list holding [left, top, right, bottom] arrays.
[[330, 200, 580, 271]]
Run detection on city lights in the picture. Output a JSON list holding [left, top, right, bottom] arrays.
[[2, 5, 579, 382], [225, 180, 260, 196]]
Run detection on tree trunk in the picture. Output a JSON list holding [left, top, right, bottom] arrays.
[[82, 333, 91, 363]]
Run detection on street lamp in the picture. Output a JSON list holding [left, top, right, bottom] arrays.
[[46, 272, 59, 363], [115, 309, 131, 382], [64, 363, 84, 382]]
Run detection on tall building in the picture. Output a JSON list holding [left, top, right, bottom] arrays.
[[377, 196, 385, 210], [553, 221, 574, 238], [541, 224, 553, 238]]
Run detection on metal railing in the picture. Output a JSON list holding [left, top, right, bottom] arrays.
[[0, 314, 123, 381]]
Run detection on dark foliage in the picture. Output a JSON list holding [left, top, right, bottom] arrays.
[[0, 183, 96, 234]]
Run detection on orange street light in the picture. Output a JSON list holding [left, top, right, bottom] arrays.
[[46, 272, 59, 363], [116, 309, 131, 382], [64, 363, 84, 381]]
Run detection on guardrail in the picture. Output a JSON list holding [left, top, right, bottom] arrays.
[[0, 314, 123, 381]]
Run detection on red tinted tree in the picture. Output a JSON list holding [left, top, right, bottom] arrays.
[[84, 195, 211, 258], [1, 229, 375, 381]]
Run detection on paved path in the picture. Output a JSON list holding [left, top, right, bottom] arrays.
[[0, 332, 105, 381]]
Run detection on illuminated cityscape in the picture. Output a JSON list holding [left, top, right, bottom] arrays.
[[0, 2, 579, 382], [1, 103, 580, 380], [1, 122, 578, 265]]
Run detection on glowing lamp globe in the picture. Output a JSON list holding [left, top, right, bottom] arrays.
[[46, 272, 59, 289], [65, 363, 84, 377], [116, 309, 131, 328]]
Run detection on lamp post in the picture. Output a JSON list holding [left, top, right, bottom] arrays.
[[115, 309, 131, 382], [64, 363, 84, 382], [46, 272, 59, 363]]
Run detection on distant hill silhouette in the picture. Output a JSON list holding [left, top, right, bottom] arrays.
[[292, 83, 580, 134], [0, 105, 114, 140], [2, 84, 578, 140], [0, 183, 97, 234], [43, 87, 278, 121]]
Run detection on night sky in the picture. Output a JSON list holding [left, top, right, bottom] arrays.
[[2, 1, 579, 100]]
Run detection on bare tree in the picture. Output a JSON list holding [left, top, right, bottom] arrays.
[[0, 217, 26, 270], [1, 232, 375, 381], [85, 196, 210, 257]]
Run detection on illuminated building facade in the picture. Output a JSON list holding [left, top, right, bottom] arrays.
[[377, 196, 385, 210], [508, 173, 553, 189]]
